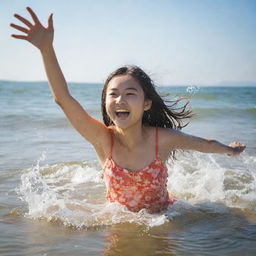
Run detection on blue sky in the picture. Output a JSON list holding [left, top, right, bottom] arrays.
[[0, 0, 255, 85]]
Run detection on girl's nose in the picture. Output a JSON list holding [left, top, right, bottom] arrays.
[[116, 95, 125, 103]]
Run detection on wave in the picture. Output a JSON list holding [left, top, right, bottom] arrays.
[[1, 114, 70, 130], [169, 152, 256, 210], [193, 107, 256, 117], [160, 91, 221, 102]]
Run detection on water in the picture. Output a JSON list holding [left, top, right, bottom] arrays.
[[1, 80, 256, 255]]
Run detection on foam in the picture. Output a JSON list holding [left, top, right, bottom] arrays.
[[168, 151, 256, 209], [17, 151, 256, 228]]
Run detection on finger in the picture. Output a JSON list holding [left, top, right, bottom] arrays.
[[26, 7, 41, 25], [10, 23, 29, 34], [14, 13, 33, 28], [47, 13, 53, 30], [11, 34, 28, 40]]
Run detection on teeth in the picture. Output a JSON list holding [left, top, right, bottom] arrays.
[[115, 109, 130, 118], [116, 110, 129, 113]]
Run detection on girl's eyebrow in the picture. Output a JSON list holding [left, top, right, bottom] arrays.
[[126, 87, 138, 91], [109, 87, 138, 91]]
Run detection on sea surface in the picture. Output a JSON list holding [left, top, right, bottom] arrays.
[[1, 80, 256, 256]]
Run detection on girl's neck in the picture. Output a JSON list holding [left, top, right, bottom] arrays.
[[114, 123, 147, 150]]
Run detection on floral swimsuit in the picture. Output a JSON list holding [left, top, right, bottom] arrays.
[[102, 127, 176, 213]]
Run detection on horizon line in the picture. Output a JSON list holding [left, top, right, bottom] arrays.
[[1, 79, 256, 87]]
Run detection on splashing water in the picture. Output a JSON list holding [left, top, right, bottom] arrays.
[[18, 153, 167, 228], [169, 152, 256, 210], [18, 151, 256, 228], [186, 85, 200, 94]]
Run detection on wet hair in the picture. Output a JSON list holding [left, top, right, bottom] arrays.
[[101, 65, 193, 129]]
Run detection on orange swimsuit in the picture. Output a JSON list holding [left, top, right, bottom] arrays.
[[102, 128, 176, 213]]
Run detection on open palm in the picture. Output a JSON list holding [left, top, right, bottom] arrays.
[[10, 7, 54, 51]]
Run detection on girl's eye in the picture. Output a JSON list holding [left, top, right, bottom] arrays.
[[127, 93, 135, 96], [109, 93, 117, 96]]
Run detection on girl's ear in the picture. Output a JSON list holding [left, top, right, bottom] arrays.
[[144, 99, 152, 111]]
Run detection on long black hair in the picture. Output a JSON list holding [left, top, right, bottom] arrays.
[[101, 65, 193, 129]]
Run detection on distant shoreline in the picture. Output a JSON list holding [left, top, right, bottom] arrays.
[[0, 80, 256, 88]]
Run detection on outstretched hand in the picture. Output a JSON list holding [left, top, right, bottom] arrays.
[[228, 141, 246, 156], [10, 7, 54, 51]]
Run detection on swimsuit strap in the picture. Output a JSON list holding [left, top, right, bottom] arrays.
[[109, 129, 114, 159], [155, 127, 159, 160]]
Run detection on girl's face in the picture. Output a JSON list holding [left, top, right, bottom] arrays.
[[105, 75, 152, 129]]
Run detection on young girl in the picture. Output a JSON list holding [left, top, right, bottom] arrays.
[[11, 7, 246, 213]]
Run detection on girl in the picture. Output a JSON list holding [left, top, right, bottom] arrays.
[[11, 7, 246, 213]]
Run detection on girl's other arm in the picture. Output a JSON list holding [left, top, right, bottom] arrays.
[[169, 130, 246, 156], [10, 7, 109, 148]]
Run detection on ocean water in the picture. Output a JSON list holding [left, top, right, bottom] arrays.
[[0, 80, 256, 256]]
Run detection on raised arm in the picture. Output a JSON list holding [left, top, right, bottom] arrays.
[[10, 7, 110, 153], [162, 129, 246, 156]]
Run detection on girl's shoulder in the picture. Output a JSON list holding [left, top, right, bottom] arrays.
[[158, 127, 181, 138], [141, 126, 181, 142], [158, 127, 184, 149]]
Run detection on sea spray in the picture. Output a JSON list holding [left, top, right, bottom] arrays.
[[18, 150, 256, 228], [168, 151, 256, 210], [186, 85, 200, 95], [18, 152, 64, 217], [224, 153, 256, 209], [168, 152, 226, 203], [18, 154, 168, 228]]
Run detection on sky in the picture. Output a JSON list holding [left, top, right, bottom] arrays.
[[0, 0, 255, 85]]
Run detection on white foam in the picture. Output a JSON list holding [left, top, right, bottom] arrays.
[[186, 85, 200, 94], [18, 151, 256, 228], [168, 151, 256, 209], [18, 155, 169, 228], [168, 152, 225, 202]]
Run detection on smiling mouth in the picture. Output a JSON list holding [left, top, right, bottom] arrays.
[[115, 110, 130, 118]]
